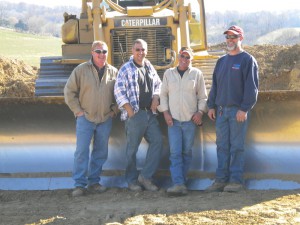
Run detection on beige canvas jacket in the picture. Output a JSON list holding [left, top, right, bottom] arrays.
[[158, 66, 208, 122], [64, 60, 118, 123]]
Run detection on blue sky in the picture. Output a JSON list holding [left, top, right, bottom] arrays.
[[1, 0, 299, 12]]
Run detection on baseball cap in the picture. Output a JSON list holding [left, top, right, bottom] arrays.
[[223, 25, 244, 38], [179, 47, 193, 58]]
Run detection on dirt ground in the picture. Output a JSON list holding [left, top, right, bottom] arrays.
[[1, 44, 300, 225], [1, 188, 300, 225]]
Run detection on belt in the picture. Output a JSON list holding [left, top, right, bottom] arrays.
[[139, 107, 151, 111], [218, 105, 237, 109]]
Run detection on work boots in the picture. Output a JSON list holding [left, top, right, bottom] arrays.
[[167, 184, 188, 196], [87, 183, 107, 193], [205, 182, 227, 192], [223, 183, 244, 192], [72, 187, 85, 197], [138, 175, 158, 191]]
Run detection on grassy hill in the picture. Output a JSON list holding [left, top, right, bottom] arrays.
[[256, 28, 300, 45], [0, 28, 62, 67]]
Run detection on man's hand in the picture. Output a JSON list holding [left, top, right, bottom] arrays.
[[236, 110, 247, 122], [208, 109, 216, 121], [109, 111, 116, 118], [123, 103, 134, 118], [163, 111, 173, 126], [76, 111, 84, 117], [151, 95, 160, 114], [192, 111, 203, 126]]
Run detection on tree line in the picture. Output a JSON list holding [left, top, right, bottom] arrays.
[[0, 1, 299, 45], [0, 1, 80, 37], [206, 10, 300, 45]]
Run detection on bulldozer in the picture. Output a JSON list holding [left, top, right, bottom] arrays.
[[1, 0, 300, 191]]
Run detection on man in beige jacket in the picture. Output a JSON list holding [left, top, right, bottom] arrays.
[[64, 41, 118, 197], [159, 47, 207, 196]]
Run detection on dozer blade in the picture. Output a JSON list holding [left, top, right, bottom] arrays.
[[1, 91, 300, 190]]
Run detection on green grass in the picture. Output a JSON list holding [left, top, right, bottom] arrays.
[[0, 28, 62, 67]]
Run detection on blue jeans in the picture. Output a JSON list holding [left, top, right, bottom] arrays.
[[168, 120, 196, 185], [124, 110, 162, 184], [73, 115, 112, 188], [215, 106, 249, 184]]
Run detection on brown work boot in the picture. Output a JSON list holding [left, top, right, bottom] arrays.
[[128, 182, 142, 192], [167, 184, 188, 196], [223, 183, 244, 192], [87, 183, 107, 193], [72, 187, 85, 197], [138, 175, 158, 191], [206, 182, 227, 192]]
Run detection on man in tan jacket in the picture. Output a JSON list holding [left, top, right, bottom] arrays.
[[159, 47, 207, 196], [64, 41, 118, 197]]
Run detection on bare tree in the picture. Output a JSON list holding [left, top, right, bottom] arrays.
[[0, 2, 9, 26], [42, 23, 61, 37], [27, 16, 47, 34]]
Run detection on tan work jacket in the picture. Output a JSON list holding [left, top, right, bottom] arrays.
[[158, 66, 208, 122], [64, 60, 118, 123]]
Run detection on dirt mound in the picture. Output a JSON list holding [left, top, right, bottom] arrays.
[[0, 44, 299, 98], [0, 56, 38, 97], [245, 44, 300, 91]]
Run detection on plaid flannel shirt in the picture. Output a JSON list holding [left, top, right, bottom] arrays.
[[114, 56, 161, 121]]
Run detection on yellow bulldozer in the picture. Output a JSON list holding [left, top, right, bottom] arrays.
[[1, 0, 300, 191], [35, 0, 216, 96]]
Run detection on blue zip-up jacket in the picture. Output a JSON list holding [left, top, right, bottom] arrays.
[[207, 51, 259, 112]]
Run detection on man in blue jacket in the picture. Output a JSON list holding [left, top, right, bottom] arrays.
[[206, 25, 259, 192]]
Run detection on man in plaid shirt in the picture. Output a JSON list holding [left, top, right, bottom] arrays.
[[114, 39, 163, 192]]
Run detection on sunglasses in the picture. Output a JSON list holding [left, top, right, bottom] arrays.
[[180, 54, 190, 60], [93, 49, 107, 54], [225, 34, 240, 39], [135, 48, 146, 52]]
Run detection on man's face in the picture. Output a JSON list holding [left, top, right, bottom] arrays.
[[178, 52, 191, 70], [132, 42, 147, 65], [91, 44, 108, 66], [225, 31, 242, 51]]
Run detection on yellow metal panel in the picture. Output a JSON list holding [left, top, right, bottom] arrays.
[[127, 7, 153, 16], [79, 19, 93, 43], [61, 19, 79, 44]]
